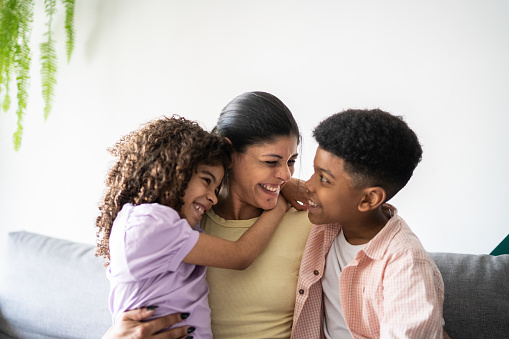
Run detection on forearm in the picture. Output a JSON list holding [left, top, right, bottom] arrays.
[[233, 203, 287, 268]]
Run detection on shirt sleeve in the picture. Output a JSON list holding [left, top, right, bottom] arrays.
[[380, 251, 444, 338], [113, 204, 199, 281]]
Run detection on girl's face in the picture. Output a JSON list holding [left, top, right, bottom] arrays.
[[181, 164, 225, 227], [229, 135, 299, 212]]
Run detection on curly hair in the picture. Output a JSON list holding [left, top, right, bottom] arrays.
[[95, 115, 232, 261], [313, 109, 422, 201]]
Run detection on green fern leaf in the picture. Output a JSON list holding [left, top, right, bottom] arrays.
[[0, 0, 19, 111], [41, 0, 57, 120], [12, 116, 23, 151], [12, 0, 34, 150], [62, 0, 75, 62], [2, 92, 11, 112]]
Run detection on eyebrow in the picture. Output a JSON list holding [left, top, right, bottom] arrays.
[[202, 170, 218, 183], [262, 153, 299, 159], [318, 167, 336, 180]]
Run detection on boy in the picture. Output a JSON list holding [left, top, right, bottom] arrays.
[[291, 109, 445, 338]]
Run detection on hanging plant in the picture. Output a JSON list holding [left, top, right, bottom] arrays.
[[0, 0, 76, 150]]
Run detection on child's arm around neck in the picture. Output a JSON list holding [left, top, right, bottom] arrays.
[[182, 196, 289, 270]]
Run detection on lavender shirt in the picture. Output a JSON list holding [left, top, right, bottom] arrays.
[[108, 203, 211, 338]]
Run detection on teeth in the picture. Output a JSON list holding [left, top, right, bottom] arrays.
[[260, 184, 280, 192], [308, 200, 318, 207], [194, 204, 204, 215]]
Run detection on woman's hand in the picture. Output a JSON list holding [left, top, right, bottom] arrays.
[[280, 177, 307, 211], [103, 307, 193, 339]]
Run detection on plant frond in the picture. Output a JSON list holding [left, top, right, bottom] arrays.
[[2, 92, 11, 112], [40, 36, 57, 120], [62, 0, 75, 62], [41, 0, 57, 120], [16, 0, 34, 111], [0, 0, 20, 111], [12, 118, 23, 151]]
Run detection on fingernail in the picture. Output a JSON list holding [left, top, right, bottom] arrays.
[[186, 336, 194, 339], [187, 326, 196, 333], [146, 305, 158, 311], [181, 312, 190, 319]]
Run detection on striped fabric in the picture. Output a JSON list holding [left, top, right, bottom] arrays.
[[292, 204, 445, 339]]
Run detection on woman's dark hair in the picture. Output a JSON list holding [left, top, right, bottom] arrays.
[[313, 109, 422, 201], [212, 91, 301, 152], [95, 115, 232, 261]]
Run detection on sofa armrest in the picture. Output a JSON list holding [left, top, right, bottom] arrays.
[[430, 252, 509, 339], [0, 231, 111, 339]]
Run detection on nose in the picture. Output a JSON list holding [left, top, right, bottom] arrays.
[[305, 176, 314, 193], [207, 190, 218, 205], [277, 164, 292, 182]]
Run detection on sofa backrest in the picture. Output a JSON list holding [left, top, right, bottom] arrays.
[[0, 231, 111, 339], [1, 232, 508, 338], [430, 252, 509, 339]]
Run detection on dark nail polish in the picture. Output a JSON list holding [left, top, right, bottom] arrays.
[[181, 312, 190, 319], [186, 336, 194, 339], [187, 326, 196, 333], [146, 305, 159, 311]]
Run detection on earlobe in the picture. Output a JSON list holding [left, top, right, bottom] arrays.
[[358, 187, 386, 212]]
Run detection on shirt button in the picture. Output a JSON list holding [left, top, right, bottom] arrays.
[[299, 289, 304, 294], [314, 270, 319, 275]]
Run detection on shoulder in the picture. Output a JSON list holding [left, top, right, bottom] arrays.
[[125, 203, 180, 222], [276, 208, 313, 235], [387, 216, 429, 259], [281, 208, 313, 224]]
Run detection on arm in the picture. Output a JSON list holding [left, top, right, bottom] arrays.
[[281, 177, 308, 211], [381, 254, 444, 338], [103, 308, 192, 339], [183, 196, 289, 270]]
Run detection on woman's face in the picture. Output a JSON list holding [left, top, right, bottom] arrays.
[[229, 135, 299, 211]]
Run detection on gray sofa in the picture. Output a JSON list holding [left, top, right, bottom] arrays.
[[0, 231, 508, 339]]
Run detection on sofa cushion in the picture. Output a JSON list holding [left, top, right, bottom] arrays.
[[0, 231, 111, 339], [430, 252, 509, 339]]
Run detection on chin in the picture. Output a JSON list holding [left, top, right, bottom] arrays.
[[307, 212, 327, 225], [258, 198, 278, 211]]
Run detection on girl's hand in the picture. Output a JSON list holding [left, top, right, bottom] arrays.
[[274, 193, 291, 214], [281, 177, 307, 211], [102, 307, 193, 339]]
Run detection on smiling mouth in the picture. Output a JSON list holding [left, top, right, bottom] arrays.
[[194, 203, 205, 215], [260, 183, 280, 193], [308, 199, 318, 208]]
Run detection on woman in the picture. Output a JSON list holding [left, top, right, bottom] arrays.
[[104, 91, 311, 338]]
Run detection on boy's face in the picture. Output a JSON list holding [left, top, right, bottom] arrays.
[[181, 164, 224, 227], [305, 147, 365, 225]]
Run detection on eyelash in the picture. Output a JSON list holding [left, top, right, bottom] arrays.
[[265, 159, 297, 166], [320, 175, 329, 184]]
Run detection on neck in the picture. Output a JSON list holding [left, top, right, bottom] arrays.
[[213, 192, 263, 220], [341, 207, 389, 245]]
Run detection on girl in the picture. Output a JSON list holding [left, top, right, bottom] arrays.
[[95, 115, 288, 339]]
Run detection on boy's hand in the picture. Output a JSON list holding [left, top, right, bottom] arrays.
[[281, 177, 307, 211]]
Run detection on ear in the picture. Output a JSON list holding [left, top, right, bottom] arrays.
[[358, 187, 386, 212], [225, 137, 234, 169]]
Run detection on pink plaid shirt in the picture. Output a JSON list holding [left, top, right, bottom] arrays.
[[291, 204, 445, 339]]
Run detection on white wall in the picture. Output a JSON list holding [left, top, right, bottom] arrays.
[[1, 0, 508, 257]]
